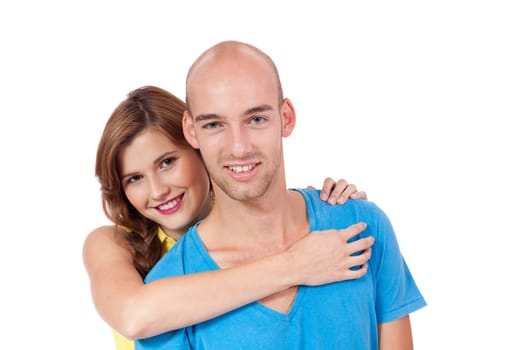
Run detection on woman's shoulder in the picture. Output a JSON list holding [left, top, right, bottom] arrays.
[[83, 224, 129, 257]]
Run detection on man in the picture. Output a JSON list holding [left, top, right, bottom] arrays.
[[136, 40, 426, 350]]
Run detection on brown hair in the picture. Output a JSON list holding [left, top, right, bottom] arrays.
[[95, 86, 191, 278]]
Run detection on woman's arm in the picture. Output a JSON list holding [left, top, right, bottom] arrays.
[[83, 179, 370, 339], [83, 222, 372, 339]]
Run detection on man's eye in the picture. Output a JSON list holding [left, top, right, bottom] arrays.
[[203, 121, 220, 129], [251, 116, 266, 124]]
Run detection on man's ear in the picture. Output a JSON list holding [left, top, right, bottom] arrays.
[[183, 110, 199, 149], [280, 98, 296, 137]]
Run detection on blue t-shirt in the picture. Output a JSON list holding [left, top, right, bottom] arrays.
[[136, 188, 426, 350]]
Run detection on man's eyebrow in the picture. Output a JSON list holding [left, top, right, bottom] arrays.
[[244, 104, 274, 116], [194, 113, 221, 123], [194, 105, 274, 123]]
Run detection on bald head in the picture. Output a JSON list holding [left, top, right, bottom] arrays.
[[185, 41, 283, 113]]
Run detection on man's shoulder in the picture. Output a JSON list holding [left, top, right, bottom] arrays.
[[293, 188, 383, 231], [295, 187, 380, 212], [144, 225, 199, 283]]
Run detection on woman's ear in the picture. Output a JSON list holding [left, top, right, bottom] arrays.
[[280, 98, 296, 137], [183, 110, 199, 149]]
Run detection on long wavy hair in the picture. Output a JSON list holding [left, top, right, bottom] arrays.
[[95, 86, 193, 278]]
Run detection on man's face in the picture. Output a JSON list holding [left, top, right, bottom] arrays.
[[184, 54, 294, 201]]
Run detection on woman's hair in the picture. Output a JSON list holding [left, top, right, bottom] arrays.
[[95, 86, 191, 278]]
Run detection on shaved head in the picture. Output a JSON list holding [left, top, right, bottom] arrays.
[[185, 40, 283, 114], [181, 40, 296, 203]]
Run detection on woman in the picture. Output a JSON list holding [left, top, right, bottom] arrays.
[[83, 86, 372, 350]]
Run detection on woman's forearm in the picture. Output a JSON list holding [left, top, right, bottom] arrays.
[[84, 226, 297, 339], [123, 252, 296, 338], [84, 223, 372, 339]]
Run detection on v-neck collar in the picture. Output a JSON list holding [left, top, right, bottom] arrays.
[[188, 226, 307, 322]]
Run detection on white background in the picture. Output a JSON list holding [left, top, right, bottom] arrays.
[[1, 1, 524, 349]]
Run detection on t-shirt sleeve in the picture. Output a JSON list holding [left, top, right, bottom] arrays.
[[372, 207, 427, 323]]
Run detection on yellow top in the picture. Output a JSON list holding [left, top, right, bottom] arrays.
[[112, 227, 177, 350]]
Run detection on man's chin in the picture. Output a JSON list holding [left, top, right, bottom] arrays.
[[215, 182, 268, 201]]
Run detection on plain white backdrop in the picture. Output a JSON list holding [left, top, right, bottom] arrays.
[[1, 1, 523, 348]]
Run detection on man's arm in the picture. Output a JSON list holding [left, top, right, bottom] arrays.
[[378, 316, 414, 350]]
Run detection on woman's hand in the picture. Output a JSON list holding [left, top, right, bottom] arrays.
[[311, 177, 368, 205], [285, 223, 373, 285]]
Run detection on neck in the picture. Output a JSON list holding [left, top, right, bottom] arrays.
[[163, 192, 213, 240], [198, 184, 308, 251]]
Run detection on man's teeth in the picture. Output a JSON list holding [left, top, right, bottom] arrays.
[[229, 164, 255, 173], [158, 198, 180, 210]]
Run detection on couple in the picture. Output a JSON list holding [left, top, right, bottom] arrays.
[[85, 40, 425, 349]]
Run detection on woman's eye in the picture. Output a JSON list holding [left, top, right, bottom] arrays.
[[127, 174, 142, 184], [160, 157, 176, 169]]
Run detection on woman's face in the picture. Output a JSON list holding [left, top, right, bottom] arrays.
[[119, 128, 211, 239]]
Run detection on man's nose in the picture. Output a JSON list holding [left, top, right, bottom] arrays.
[[229, 125, 252, 158]]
